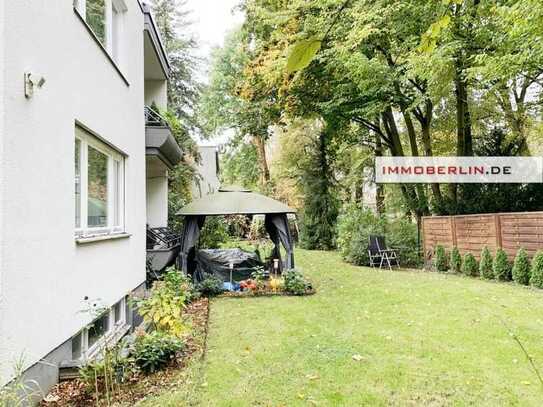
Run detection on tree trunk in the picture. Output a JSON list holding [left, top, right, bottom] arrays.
[[381, 107, 429, 217], [418, 99, 445, 213], [252, 136, 270, 186], [374, 131, 385, 215]]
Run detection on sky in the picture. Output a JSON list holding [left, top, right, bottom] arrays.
[[183, 0, 244, 145], [184, 0, 244, 82]]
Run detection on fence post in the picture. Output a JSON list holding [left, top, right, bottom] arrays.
[[494, 214, 502, 249]]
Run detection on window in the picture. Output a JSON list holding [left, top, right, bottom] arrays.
[[75, 126, 125, 238], [74, 0, 127, 63], [71, 298, 127, 360], [75, 139, 81, 228], [86, 0, 106, 45]]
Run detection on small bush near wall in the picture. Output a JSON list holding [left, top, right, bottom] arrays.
[[450, 247, 462, 273], [479, 247, 494, 280], [512, 248, 531, 286], [530, 251, 543, 288], [434, 245, 449, 272], [132, 331, 185, 374], [462, 253, 478, 277], [196, 274, 224, 297], [134, 268, 193, 337], [493, 248, 512, 281]]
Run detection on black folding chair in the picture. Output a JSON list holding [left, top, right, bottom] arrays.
[[368, 235, 400, 270]]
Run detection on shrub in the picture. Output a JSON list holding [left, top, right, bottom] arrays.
[[283, 269, 310, 295], [530, 250, 543, 288], [386, 218, 420, 268], [199, 217, 229, 249], [337, 204, 385, 266], [512, 248, 531, 286], [134, 268, 191, 337], [434, 245, 449, 272], [479, 247, 494, 280], [493, 248, 511, 281], [79, 343, 131, 395], [450, 247, 462, 273], [337, 204, 421, 267], [196, 274, 224, 297], [132, 331, 184, 374], [461, 253, 478, 277]]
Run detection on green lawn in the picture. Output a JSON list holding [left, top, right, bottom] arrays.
[[142, 249, 543, 406]]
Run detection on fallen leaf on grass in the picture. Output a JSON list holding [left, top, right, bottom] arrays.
[[306, 374, 319, 380]]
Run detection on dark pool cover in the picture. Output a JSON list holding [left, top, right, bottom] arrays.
[[195, 248, 264, 282]]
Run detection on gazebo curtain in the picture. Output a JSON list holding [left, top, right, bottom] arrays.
[[264, 213, 295, 270], [179, 215, 206, 273], [179, 213, 295, 276]]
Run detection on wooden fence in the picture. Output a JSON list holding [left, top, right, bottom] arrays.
[[422, 211, 543, 261]]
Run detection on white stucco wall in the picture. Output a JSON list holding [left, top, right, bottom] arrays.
[[146, 175, 169, 227], [144, 79, 168, 110], [192, 145, 220, 198], [0, 0, 5, 384], [0, 1, 146, 383]]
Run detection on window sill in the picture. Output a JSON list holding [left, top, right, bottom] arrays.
[[76, 233, 131, 245], [73, 7, 130, 87]]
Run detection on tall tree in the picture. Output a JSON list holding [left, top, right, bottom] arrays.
[[152, 0, 202, 131]]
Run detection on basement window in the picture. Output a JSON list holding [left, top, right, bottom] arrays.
[[71, 297, 128, 360]]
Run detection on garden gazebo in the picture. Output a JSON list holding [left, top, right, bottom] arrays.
[[176, 186, 296, 278]]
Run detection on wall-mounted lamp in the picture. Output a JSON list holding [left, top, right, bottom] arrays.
[[24, 72, 46, 99]]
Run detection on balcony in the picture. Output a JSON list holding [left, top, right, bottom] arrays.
[[145, 106, 182, 169]]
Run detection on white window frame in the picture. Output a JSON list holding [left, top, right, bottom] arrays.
[[75, 126, 125, 238], [74, 0, 127, 64], [72, 297, 128, 361]]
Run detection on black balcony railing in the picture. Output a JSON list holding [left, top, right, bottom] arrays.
[[144, 105, 169, 127]]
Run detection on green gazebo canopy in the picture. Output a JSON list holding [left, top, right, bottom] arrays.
[[176, 186, 296, 216], [176, 186, 296, 277]]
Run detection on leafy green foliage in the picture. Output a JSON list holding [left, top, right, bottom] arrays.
[[386, 218, 421, 268], [199, 217, 230, 249], [299, 127, 339, 250], [337, 204, 420, 268], [512, 248, 531, 286], [283, 269, 310, 295], [79, 344, 132, 395], [530, 251, 543, 288], [434, 246, 448, 272], [461, 253, 478, 277], [133, 331, 185, 374], [479, 247, 494, 280], [152, 0, 201, 130], [337, 204, 385, 266], [0, 357, 41, 405], [221, 141, 260, 190], [493, 248, 512, 281], [134, 268, 192, 337], [450, 247, 462, 273], [196, 274, 224, 298], [287, 38, 322, 73]]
